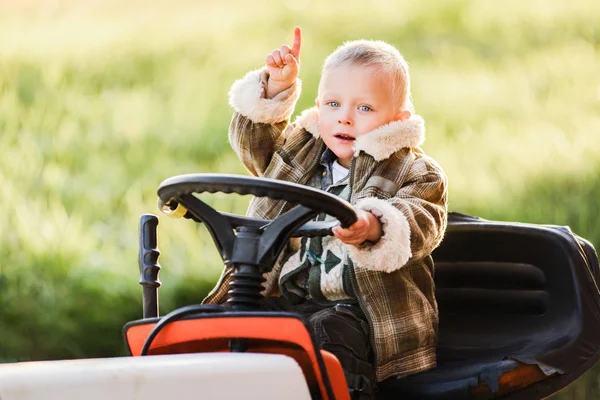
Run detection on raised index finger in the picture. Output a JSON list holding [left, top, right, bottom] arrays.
[[291, 26, 302, 60]]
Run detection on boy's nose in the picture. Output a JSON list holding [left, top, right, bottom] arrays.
[[338, 110, 354, 125]]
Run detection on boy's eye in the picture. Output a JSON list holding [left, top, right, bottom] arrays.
[[326, 101, 340, 108], [359, 105, 372, 112]]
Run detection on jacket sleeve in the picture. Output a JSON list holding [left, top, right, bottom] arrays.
[[347, 156, 448, 273], [228, 67, 302, 176]]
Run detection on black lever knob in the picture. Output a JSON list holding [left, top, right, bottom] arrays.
[[139, 214, 161, 318]]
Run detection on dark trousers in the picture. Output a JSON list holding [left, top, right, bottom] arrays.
[[261, 297, 376, 399]]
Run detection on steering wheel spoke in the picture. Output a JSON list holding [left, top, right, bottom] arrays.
[[257, 204, 319, 266], [177, 194, 236, 262]]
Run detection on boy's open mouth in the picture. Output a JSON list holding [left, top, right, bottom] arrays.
[[334, 133, 355, 141]]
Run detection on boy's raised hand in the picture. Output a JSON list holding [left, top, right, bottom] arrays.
[[265, 27, 302, 98]]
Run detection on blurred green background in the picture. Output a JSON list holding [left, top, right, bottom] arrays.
[[0, 0, 599, 397]]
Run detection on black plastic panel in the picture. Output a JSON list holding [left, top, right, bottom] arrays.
[[377, 213, 600, 400]]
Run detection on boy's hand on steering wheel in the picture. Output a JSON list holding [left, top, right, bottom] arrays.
[[265, 26, 302, 99], [332, 209, 383, 246]]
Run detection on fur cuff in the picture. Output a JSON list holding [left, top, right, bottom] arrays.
[[228, 68, 301, 124], [347, 198, 412, 273]]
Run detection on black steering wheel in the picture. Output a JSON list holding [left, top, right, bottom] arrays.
[[156, 173, 357, 270]]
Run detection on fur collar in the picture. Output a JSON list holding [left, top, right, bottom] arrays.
[[293, 107, 425, 161]]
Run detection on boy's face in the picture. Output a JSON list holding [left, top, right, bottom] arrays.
[[317, 64, 408, 168]]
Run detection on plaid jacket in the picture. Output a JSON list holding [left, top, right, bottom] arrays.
[[204, 68, 448, 381]]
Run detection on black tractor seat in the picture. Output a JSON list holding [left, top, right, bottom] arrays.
[[377, 213, 600, 399]]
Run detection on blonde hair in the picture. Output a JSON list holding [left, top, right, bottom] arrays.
[[321, 40, 414, 113]]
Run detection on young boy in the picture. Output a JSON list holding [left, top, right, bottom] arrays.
[[204, 27, 448, 399]]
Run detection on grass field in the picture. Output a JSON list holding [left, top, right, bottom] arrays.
[[1, 0, 599, 397]]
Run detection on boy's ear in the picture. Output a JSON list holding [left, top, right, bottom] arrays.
[[315, 97, 320, 108], [394, 110, 411, 122]]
